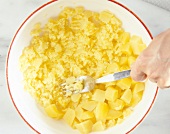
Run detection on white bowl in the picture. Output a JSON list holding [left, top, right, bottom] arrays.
[[6, 0, 158, 133]]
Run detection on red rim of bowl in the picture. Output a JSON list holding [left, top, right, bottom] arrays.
[[6, 0, 158, 134]]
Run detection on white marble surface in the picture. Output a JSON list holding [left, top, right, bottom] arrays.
[[0, 0, 170, 134]]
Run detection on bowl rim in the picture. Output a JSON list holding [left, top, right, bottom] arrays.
[[6, 0, 158, 134]]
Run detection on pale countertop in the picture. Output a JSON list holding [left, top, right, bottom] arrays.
[[1, 0, 170, 134]]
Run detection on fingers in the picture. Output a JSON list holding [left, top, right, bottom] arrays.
[[130, 62, 147, 82]]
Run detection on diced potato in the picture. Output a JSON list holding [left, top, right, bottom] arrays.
[[121, 89, 132, 104], [123, 108, 133, 118], [128, 56, 136, 67], [106, 119, 116, 128], [116, 78, 132, 90], [95, 102, 109, 121], [63, 108, 75, 126], [106, 109, 122, 120], [99, 10, 113, 23], [75, 106, 84, 121], [130, 91, 143, 107], [111, 16, 122, 26], [130, 42, 146, 55], [81, 101, 97, 111], [92, 121, 105, 132], [119, 32, 130, 44], [66, 76, 76, 84], [80, 111, 94, 120], [130, 35, 143, 44], [133, 82, 145, 94], [76, 120, 93, 134], [44, 104, 63, 119], [72, 119, 80, 129], [117, 117, 124, 124], [105, 82, 116, 88], [108, 99, 125, 110], [92, 89, 105, 102], [105, 86, 118, 101], [71, 93, 81, 102], [106, 62, 119, 74], [120, 42, 132, 55], [120, 57, 128, 65], [75, 6, 85, 13]]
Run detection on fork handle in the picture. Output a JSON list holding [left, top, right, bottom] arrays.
[[95, 70, 131, 83]]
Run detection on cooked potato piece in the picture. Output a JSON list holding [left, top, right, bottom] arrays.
[[130, 35, 143, 44], [120, 57, 128, 65], [76, 120, 93, 134], [123, 108, 133, 118], [106, 109, 122, 120], [130, 91, 143, 107], [45, 104, 63, 119], [117, 78, 132, 90], [71, 93, 81, 102], [92, 121, 105, 132], [99, 10, 113, 23], [95, 102, 109, 121], [117, 117, 124, 124], [81, 101, 97, 111], [105, 86, 118, 101], [92, 89, 105, 102], [80, 111, 94, 120], [63, 108, 75, 126], [106, 62, 119, 74], [108, 99, 125, 110], [119, 32, 130, 44], [121, 89, 132, 104], [75, 106, 84, 121], [133, 82, 145, 94], [128, 56, 136, 67], [106, 119, 116, 128]]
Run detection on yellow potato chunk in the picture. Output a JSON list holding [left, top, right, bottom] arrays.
[[116, 78, 132, 90], [120, 57, 128, 65], [117, 118, 124, 124], [81, 101, 97, 111], [75, 106, 84, 121], [63, 108, 75, 126], [106, 109, 122, 120], [108, 99, 125, 110], [128, 56, 136, 67], [133, 82, 145, 94], [95, 102, 109, 121], [99, 10, 113, 23], [92, 89, 105, 102], [123, 108, 133, 118], [130, 91, 143, 107], [121, 89, 132, 104], [106, 62, 119, 74], [44, 104, 63, 119], [130, 35, 143, 44], [121, 42, 132, 55], [72, 119, 80, 129], [76, 120, 93, 134], [106, 119, 116, 128], [71, 93, 81, 102], [92, 121, 106, 132], [131, 43, 147, 55], [80, 111, 94, 120], [105, 86, 118, 101], [119, 32, 130, 44]]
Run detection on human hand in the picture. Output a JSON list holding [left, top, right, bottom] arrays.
[[130, 28, 170, 89]]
